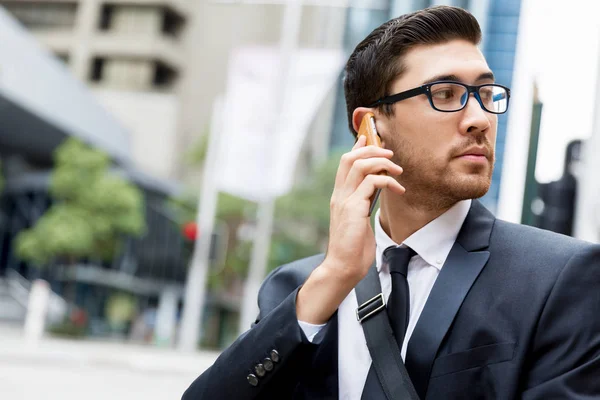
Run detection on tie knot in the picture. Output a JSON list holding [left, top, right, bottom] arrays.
[[383, 246, 415, 275]]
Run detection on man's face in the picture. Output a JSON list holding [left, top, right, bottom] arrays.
[[377, 39, 497, 208]]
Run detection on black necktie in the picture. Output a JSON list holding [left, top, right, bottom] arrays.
[[384, 245, 416, 349], [361, 246, 417, 399]]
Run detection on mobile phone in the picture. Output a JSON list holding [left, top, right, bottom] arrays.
[[357, 112, 384, 216]]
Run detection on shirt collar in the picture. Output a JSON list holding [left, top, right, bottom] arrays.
[[374, 199, 472, 271]]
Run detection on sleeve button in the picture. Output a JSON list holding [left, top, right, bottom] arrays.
[[270, 349, 280, 363], [255, 364, 266, 377], [263, 358, 274, 371], [247, 374, 259, 387]]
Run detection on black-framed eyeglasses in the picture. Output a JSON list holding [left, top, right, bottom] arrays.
[[368, 81, 511, 114]]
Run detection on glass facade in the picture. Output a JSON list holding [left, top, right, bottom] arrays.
[[328, 0, 522, 214], [328, 3, 391, 151], [479, 0, 522, 213]]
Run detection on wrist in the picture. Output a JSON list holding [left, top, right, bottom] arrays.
[[320, 256, 366, 285], [296, 262, 358, 324]]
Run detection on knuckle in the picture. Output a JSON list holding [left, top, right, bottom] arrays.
[[385, 159, 397, 169], [353, 158, 367, 170], [329, 195, 338, 208], [340, 152, 352, 164], [363, 174, 377, 185]]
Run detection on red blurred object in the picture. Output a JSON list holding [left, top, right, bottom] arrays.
[[70, 308, 87, 327], [183, 222, 198, 241]]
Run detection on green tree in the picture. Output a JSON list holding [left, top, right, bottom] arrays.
[[174, 135, 341, 290], [275, 152, 342, 241], [14, 138, 146, 268]]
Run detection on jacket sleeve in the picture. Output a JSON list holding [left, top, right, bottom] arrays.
[[522, 244, 600, 399], [181, 256, 326, 400]]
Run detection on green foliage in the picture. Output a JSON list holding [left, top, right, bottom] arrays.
[[14, 138, 146, 267], [275, 152, 342, 237], [168, 191, 256, 290], [171, 151, 341, 292], [48, 321, 87, 338], [173, 129, 342, 292], [185, 130, 210, 165], [168, 191, 256, 225], [105, 291, 137, 332]]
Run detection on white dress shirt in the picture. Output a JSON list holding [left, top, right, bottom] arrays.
[[298, 199, 472, 400]]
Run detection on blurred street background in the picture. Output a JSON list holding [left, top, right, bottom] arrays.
[[0, 0, 599, 398], [0, 324, 218, 399]]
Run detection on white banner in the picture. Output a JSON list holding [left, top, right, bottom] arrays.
[[216, 46, 344, 202]]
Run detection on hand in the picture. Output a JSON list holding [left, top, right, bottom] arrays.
[[324, 135, 405, 280], [296, 136, 404, 324]]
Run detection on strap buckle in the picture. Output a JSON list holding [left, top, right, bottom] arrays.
[[356, 292, 385, 323]]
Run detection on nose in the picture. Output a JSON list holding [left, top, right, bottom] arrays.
[[459, 92, 491, 135]]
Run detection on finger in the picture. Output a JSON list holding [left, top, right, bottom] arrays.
[[343, 158, 403, 194], [352, 134, 366, 150], [334, 145, 394, 189], [351, 174, 405, 202], [339, 136, 366, 187]]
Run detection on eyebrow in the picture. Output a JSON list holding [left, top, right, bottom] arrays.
[[422, 71, 496, 85]]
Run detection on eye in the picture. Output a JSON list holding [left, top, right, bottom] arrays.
[[479, 87, 494, 100], [431, 88, 454, 100]]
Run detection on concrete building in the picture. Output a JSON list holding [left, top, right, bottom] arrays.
[[0, 0, 350, 347], [0, 0, 189, 180], [0, 3, 187, 339], [1, 0, 349, 184], [177, 1, 348, 184]]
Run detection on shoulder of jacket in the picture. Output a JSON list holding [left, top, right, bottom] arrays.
[[255, 254, 325, 312], [260, 253, 326, 294]]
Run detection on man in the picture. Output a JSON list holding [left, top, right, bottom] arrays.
[[183, 6, 600, 399]]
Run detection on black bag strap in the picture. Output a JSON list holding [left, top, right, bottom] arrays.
[[355, 265, 420, 400]]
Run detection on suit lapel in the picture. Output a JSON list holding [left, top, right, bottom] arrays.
[[405, 200, 495, 398]]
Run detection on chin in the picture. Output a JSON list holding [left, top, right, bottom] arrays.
[[446, 173, 492, 201]]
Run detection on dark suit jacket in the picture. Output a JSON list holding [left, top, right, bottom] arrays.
[[182, 200, 600, 399]]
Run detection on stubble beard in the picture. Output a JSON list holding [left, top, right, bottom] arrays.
[[388, 134, 494, 212]]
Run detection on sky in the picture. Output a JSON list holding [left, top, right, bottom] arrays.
[[519, 0, 600, 183]]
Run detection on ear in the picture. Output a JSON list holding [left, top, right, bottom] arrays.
[[352, 106, 391, 149], [352, 107, 376, 133]]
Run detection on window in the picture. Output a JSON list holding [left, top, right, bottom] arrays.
[[99, 4, 115, 31], [98, 3, 185, 37], [89, 57, 178, 91], [161, 7, 185, 38], [153, 62, 177, 88], [90, 57, 106, 82]]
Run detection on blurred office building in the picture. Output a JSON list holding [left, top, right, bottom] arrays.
[[0, 0, 349, 347], [0, 0, 347, 182], [0, 3, 191, 342], [0, 0, 189, 180]]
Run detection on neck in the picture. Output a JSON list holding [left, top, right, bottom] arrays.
[[379, 190, 457, 244]]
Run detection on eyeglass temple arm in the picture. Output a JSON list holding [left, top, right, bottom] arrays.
[[367, 86, 427, 107]]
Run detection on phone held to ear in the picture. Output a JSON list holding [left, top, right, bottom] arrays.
[[357, 112, 384, 216]]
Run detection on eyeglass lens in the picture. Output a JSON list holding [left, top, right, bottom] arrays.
[[429, 83, 508, 113]]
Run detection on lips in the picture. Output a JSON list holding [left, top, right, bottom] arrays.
[[456, 147, 489, 159]]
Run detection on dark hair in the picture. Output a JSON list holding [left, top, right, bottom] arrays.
[[343, 6, 482, 137]]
